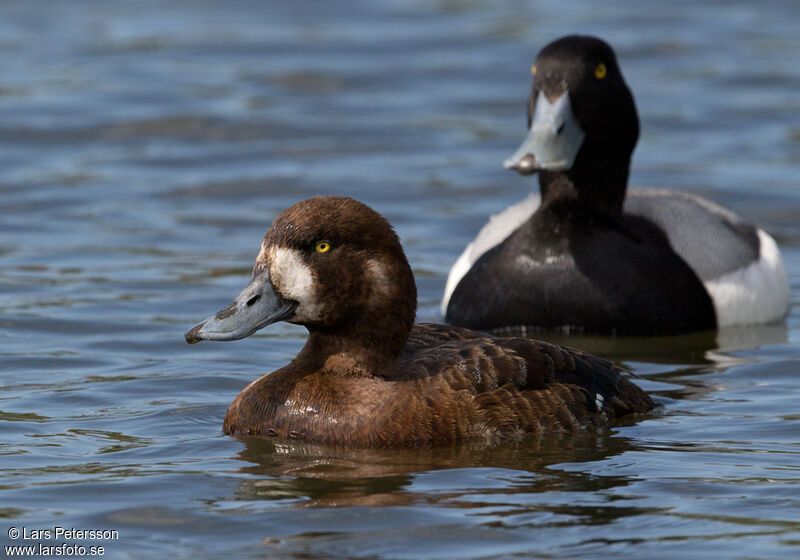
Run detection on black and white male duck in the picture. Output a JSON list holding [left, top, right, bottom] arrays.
[[186, 196, 653, 447], [442, 35, 789, 335]]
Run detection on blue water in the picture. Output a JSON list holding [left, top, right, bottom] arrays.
[[1, 1, 799, 558]]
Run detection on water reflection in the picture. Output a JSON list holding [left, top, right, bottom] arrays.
[[493, 323, 788, 366], [711, 323, 788, 360], [230, 431, 649, 508], [495, 328, 720, 364], [220, 432, 673, 560]]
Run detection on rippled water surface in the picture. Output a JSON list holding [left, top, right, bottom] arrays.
[[2, 1, 800, 558]]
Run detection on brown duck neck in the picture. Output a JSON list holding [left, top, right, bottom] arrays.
[[295, 284, 416, 378], [294, 326, 404, 377]]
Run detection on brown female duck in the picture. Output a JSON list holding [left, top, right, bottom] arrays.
[[186, 196, 653, 446]]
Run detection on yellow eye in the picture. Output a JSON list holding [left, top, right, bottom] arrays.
[[315, 241, 331, 253], [531, 64, 536, 75], [594, 62, 607, 79]]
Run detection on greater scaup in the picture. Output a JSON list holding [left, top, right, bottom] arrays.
[[186, 196, 653, 446], [442, 35, 789, 335]]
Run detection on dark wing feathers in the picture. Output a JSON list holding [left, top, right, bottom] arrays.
[[404, 324, 653, 428], [499, 338, 615, 400], [492, 336, 652, 419]]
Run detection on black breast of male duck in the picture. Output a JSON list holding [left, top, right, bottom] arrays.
[[446, 198, 717, 335], [186, 196, 654, 447], [443, 34, 787, 335]]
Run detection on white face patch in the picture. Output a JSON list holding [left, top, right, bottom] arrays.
[[269, 246, 321, 322]]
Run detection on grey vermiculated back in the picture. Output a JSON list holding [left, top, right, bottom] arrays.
[[624, 189, 760, 281]]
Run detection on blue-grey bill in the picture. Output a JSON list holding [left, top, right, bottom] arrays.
[[503, 90, 585, 174], [185, 272, 297, 343]]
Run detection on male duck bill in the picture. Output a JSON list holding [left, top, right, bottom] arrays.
[[186, 196, 654, 447], [442, 35, 789, 335], [503, 89, 585, 173]]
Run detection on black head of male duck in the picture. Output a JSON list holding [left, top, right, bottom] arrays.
[[504, 35, 639, 215], [187, 196, 653, 447], [443, 35, 788, 335]]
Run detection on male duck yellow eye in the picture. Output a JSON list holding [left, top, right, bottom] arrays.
[[315, 241, 332, 253], [594, 62, 607, 79], [531, 64, 536, 75]]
